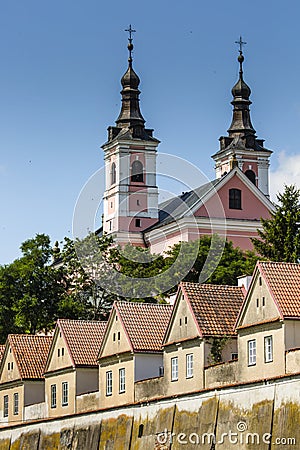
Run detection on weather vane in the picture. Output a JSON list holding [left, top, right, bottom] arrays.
[[235, 36, 247, 54], [125, 25, 136, 65]]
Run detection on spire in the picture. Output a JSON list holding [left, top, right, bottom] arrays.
[[227, 37, 256, 137], [103, 24, 158, 144]]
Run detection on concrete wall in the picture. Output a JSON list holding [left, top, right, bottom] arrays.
[[205, 360, 239, 389], [76, 392, 100, 414], [0, 375, 299, 449], [23, 403, 46, 422], [134, 376, 166, 402], [286, 348, 300, 374]]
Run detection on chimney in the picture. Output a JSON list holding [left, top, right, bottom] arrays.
[[237, 275, 252, 292]]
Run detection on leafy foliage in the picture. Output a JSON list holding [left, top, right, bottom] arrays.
[[0, 231, 259, 343], [252, 184, 300, 262]]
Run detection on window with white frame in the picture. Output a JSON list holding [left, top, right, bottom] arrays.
[[248, 340, 256, 366], [186, 354, 194, 378], [3, 395, 8, 417], [171, 357, 178, 381], [119, 368, 126, 393], [264, 336, 273, 363], [51, 384, 57, 408], [13, 393, 19, 415], [62, 382, 68, 406], [106, 370, 113, 396]]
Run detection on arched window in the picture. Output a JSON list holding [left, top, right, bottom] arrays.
[[229, 188, 242, 209], [245, 169, 256, 185], [131, 160, 144, 183], [111, 162, 116, 185]]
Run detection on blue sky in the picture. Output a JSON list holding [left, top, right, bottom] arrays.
[[1, 0, 300, 264]]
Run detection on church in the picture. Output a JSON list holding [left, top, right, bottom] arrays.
[[100, 33, 275, 252]]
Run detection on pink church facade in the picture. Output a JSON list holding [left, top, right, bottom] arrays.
[[100, 38, 274, 253]]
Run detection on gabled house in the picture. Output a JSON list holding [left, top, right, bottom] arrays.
[[98, 301, 172, 408], [0, 334, 51, 425], [163, 282, 245, 396], [235, 261, 300, 382], [44, 319, 106, 417]]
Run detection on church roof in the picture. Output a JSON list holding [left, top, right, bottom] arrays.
[[146, 179, 220, 231]]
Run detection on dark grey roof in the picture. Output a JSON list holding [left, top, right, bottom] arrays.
[[145, 179, 220, 231]]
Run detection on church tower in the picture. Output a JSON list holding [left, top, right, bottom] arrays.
[[212, 39, 272, 197], [102, 27, 159, 245]]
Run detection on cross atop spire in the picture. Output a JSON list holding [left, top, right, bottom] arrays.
[[235, 36, 247, 54], [125, 24, 136, 66]]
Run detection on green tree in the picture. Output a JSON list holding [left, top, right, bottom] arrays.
[[251, 184, 300, 262], [0, 234, 66, 339], [59, 233, 117, 320], [164, 235, 258, 289]]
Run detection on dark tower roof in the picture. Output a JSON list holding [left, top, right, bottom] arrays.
[[227, 50, 256, 137], [213, 43, 272, 158], [104, 28, 159, 145]]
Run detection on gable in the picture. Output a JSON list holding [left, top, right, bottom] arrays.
[[99, 309, 132, 359], [164, 290, 200, 345], [46, 327, 73, 373], [194, 173, 271, 220], [0, 343, 21, 383], [237, 268, 281, 329]]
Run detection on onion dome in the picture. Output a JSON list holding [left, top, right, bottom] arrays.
[[231, 53, 251, 99]]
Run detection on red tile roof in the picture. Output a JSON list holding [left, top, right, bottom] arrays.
[[115, 302, 173, 352], [259, 261, 300, 318], [0, 345, 5, 364], [8, 334, 52, 379], [58, 319, 107, 366], [181, 282, 245, 336]]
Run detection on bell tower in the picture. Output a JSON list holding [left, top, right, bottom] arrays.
[[102, 26, 159, 245], [212, 38, 272, 197]]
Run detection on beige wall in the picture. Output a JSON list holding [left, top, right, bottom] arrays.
[[45, 370, 76, 418], [164, 339, 204, 396], [99, 354, 134, 409], [100, 309, 131, 358], [238, 321, 285, 382], [240, 271, 280, 327], [165, 292, 199, 344], [46, 330, 73, 373], [0, 384, 24, 425], [0, 345, 21, 384], [285, 320, 300, 350]]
